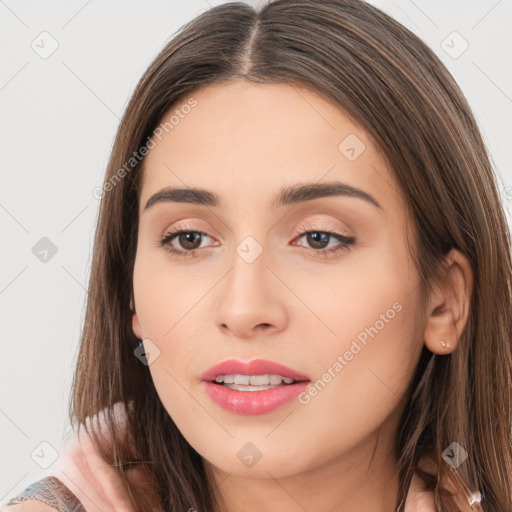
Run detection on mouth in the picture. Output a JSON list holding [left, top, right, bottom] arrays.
[[199, 359, 311, 414], [200, 358, 311, 388], [210, 373, 308, 391]]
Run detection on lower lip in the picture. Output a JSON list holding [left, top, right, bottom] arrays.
[[201, 381, 310, 415]]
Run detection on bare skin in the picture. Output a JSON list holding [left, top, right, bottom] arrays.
[[2, 410, 435, 511], [129, 81, 472, 512], [2, 404, 161, 512], [5, 81, 470, 512]]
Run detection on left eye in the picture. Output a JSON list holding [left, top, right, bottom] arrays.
[[157, 226, 356, 258], [293, 228, 356, 255], [293, 225, 356, 256]]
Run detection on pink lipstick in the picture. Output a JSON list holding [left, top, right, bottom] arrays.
[[200, 359, 311, 415]]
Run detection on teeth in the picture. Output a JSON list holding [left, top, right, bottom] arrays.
[[214, 374, 296, 385], [269, 374, 283, 385], [224, 384, 277, 391], [250, 375, 269, 385]]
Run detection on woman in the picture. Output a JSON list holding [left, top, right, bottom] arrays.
[[4, 0, 511, 510]]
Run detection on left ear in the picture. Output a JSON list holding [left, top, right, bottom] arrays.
[[423, 248, 473, 355]]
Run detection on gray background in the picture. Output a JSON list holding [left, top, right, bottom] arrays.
[[1, 0, 511, 502]]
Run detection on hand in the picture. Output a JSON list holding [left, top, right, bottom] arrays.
[[403, 472, 436, 512], [51, 403, 162, 512]]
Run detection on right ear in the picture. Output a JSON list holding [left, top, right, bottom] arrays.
[[130, 293, 142, 339], [132, 310, 143, 340]]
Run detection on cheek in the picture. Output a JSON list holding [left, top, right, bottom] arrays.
[[289, 238, 423, 419], [282, 233, 420, 354], [290, 291, 422, 468], [132, 250, 211, 341], [132, 252, 211, 409]]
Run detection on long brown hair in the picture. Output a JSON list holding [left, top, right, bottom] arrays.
[[69, 1, 512, 510]]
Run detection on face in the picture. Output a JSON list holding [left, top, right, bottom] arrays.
[[131, 80, 425, 481]]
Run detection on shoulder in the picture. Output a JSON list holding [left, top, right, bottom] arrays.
[[1, 501, 57, 512], [1, 475, 84, 512]]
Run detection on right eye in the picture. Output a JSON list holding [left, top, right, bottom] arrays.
[[159, 227, 217, 258]]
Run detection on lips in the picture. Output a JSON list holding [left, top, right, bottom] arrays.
[[200, 358, 311, 383], [201, 380, 310, 415]]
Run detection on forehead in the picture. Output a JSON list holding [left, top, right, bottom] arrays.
[[138, 80, 406, 219]]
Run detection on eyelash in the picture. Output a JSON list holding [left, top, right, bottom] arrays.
[[157, 223, 356, 259]]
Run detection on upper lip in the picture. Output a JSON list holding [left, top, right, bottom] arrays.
[[200, 358, 311, 383]]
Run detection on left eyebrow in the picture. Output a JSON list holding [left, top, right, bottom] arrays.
[[143, 181, 383, 212], [272, 181, 382, 210]]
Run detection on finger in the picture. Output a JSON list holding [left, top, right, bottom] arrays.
[[79, 433, 138, 512], [82, 404, 151, 511], [57, 403, 140, 512], [55, 438, 117, 512], [55, 426, 130, 512]]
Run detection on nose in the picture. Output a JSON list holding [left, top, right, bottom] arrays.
[[214, 243, 288, 339]]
